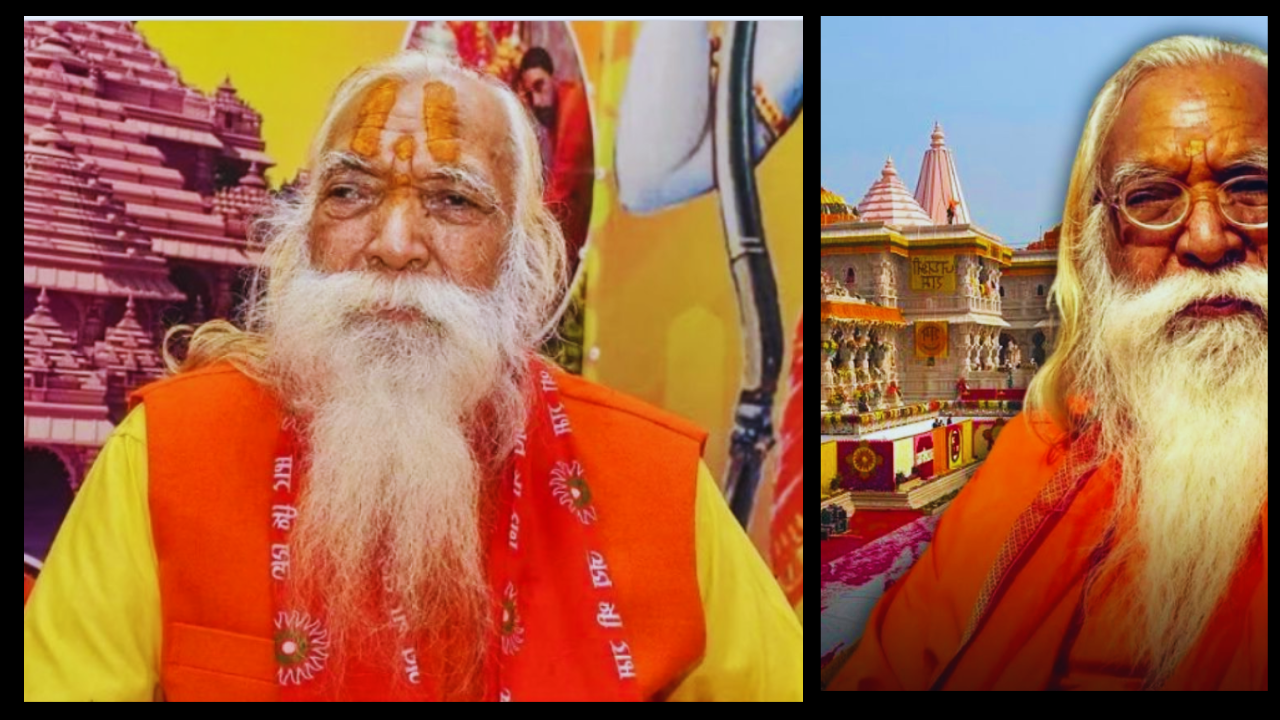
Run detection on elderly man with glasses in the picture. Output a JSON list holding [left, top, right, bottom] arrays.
[[830, 35, 1267, 692]]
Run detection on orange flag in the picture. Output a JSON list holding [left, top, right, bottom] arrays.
[[932, 427, 948, 476]]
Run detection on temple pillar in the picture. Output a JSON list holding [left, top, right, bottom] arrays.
[[213, 266, 233, 318]]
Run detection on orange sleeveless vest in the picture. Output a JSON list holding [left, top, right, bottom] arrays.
[[131, 363, 708, 701]]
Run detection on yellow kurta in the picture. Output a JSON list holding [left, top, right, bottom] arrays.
[[25, 407, 802, 701]]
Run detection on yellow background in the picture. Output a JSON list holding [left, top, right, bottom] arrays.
[[140, 21, 409, 187], [583, 22, 802, 544]]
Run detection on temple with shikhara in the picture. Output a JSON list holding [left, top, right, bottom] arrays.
[[23, 20, 273, 561], [820, 124, 1059, 435], [819, 124, 1065, 675]]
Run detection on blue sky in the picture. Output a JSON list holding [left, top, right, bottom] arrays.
[[820, 16, 1267, 247]]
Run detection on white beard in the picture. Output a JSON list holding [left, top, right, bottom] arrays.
[[261, 268, 529, 694], [1075, 209, 1268, 685]]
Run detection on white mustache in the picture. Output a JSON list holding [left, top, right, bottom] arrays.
[[1107, 266, 1268, 328], [291, 270, 490, 323]]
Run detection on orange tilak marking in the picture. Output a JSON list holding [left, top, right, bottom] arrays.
[[1184, 139, 1205, 158], [350, 80, 401, 157], [390, 172, 413, 197], [393, 135, 415, 161], [422, 80, 461, 163]]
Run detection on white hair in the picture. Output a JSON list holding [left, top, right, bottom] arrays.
[[1027, 35, 1267, 433], [1026, 35, 1268, 689]]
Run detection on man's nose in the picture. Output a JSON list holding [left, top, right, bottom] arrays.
[[362, 201, 432, 272], [1176, 194, 1246, 270]]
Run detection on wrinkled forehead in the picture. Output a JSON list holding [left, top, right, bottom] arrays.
[[1102, 59, 1268, 177], [323, 74, 515, 196]]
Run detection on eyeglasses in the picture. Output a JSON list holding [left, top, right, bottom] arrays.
[[1113, 174, 1268, 231]]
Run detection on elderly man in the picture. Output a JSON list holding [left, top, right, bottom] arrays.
[[830, 35, 1266, 691], [24, 53, 801, 702]]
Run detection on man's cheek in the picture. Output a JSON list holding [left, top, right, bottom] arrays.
[[311, 222, 361, 272], [449, 236, 504, 289]]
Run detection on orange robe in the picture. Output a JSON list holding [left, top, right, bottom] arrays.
[[135, 363, 707, 701], [544, 79, 593, 263], [24, 574, 34, 607], [828, 411, 1268, 691]]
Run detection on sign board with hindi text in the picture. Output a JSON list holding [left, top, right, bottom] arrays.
[[909, 255, 956, 292]]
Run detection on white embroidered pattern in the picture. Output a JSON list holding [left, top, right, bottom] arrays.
[[274, 610, 331, 686], [549, 461, 597, 525]]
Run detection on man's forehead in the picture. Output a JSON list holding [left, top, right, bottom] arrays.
[[377, 77, 505, 135], [1103, 60, 1268, 175], [327, 75, 512, 180]]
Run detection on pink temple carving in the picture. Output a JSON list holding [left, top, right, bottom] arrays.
[[23, 21, 274, 559]]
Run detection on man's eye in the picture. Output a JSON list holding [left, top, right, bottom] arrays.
[[322, 184, 377, 219], [425, 192, 487, 225], [328, 185, 366, 200]]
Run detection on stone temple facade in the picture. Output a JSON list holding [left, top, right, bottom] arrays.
[[23, 21, 272, 561], [821, 124, 1058, 433]]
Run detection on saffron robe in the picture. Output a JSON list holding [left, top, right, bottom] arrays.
[[829, 411, 1267, 691]]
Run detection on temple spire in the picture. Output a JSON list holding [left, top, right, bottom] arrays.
[[914, 122, 971, 225], [855, 157, 934, 227]]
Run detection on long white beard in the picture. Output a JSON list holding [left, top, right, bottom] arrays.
[[261, 268, 529, 692], [1075, 212, 1268, 685]]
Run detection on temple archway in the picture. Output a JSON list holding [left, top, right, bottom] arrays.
[[24, 446, 74, 562], [162, 264, 214, 331]]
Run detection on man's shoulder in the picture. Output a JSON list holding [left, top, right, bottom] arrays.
[[983, 411, 1064, 471], [895, 412, 1070, 630], [554, 370, 708, 451], [557, 79, 586, 102], [129, 362, 276, 417], [554, 81, 590, 132], [948, 412, 1068, 526]]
